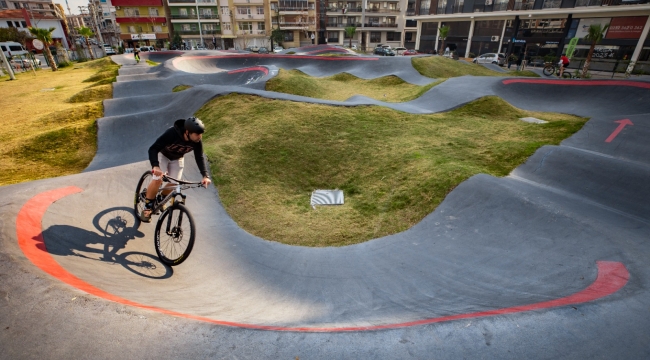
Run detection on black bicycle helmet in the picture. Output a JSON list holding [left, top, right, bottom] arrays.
[[184, 117, 205, 134]]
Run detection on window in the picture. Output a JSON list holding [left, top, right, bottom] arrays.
[[386, 32, 400, 41], [6, 20, 13, 27], [179, 8, 188, 15], [200, 8, 212, 16], [181, 24, 191, 31], [149, 8, 159, 16], [14, 21, 20, 27], [257, 22, 265, 30], [128, 25, 136, 33], [12, 2, 19, 8], [223, 22, 231, 30], [21, 21, 26, 27], [237, 7, 251, 15], [191, 24, 197, 31], [284, 31, 293, 41], [238, 22, 252, 31], [1, 1, 8, 8], [203, 24, 217, 30], [368, 17, 379, 25], [37, 3, 43, 9], [370, 32, 381, 42], [124, 8, 140, 16], [153, 25, 162, 32], [257, 6, 264, 14], [327, 31, 339, 42], [137, 26, 143, 32], [221, 6, 229, 15]]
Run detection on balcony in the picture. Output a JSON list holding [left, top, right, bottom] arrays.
[[237, 29, 267, 35], [575, 0, 602, 5], [365, 7, 400, 13], [169, 0, 217, 3], [406, 9, 416, 15], [326, 22, 362, 28], [233, 0, 264, 3], [171, 14, 220, 19], [234, 13, 265, 20], [363, 22, 398, 28], [175, 30, 221, 35], [279, 21, 316, 29], [513, 0, 535, 10], [542, 0, 562, 8]]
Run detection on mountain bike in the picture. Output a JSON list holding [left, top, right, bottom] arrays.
[[543, 63, 572, 78], [134, 171, 203, 266]]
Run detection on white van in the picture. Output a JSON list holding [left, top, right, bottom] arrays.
[[0, 41, 29, 58]]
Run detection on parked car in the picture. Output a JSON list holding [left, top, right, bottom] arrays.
[[393, 47, 407, 55], [0, 41, 29, 58], [403, 49, 418, 56], [196, 45, 207, 50], [245, 46, 260, 52], [138, 46, 155, 52], [273, 46, 284, 53], [10, 57, 40, 68], [103, 44, 116, 55], [472, 53, 506, 66], [258, 47, 269, 54], [374, 47, 395, 56]]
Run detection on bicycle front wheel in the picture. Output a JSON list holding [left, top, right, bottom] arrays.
[[154, 203, 196, 266], [134, 170, 153, 219], [542, 65, 555, 76]]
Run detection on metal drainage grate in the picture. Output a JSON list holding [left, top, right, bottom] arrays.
[[310, 190, 344, 209]]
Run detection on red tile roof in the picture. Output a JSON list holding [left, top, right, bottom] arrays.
[[0, 9, 59, 20]]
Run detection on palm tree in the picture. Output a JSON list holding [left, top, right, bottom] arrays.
[[77, 26, 95, 60], [28, 27, 57, 71], [345, 26, 356, 48], [438, 25, 450, 55], [581, 23, 609, 78]]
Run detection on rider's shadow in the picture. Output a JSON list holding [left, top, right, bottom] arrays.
[[40, 207, 173, 279]]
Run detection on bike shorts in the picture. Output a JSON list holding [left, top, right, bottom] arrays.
[[156, 153, 184, 183]]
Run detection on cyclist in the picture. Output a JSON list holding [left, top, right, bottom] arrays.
[[140, 117, 211, 222], [558, 53, 570, 77], [134, 47, 140, 63]]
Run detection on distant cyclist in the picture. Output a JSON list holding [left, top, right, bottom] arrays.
[[559, 53, 570, 77], [134, 47, 140, 63], [140, 117, 211, 222]]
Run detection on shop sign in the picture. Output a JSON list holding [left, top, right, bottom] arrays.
[[131, 34, 156, 40], [592, 47, 617, 59], [605, 16, 648, 39], [509, 38, 526, 43], [576, 18, 610, 39]]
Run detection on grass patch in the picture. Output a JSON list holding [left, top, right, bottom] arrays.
[[266, 69, 443, 102], [413, 56, 539, 78], [197, 94, 587, 247], [146, 59, 160, 66], [0, 57, 117, 185], [172, 85, 193, 92]]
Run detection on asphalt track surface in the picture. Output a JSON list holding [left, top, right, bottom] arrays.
[[1, 47, 649, 359]]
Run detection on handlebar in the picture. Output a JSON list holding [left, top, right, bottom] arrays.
[[161, 174, 205, 189]]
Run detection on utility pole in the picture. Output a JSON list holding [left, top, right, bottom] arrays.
[[0, 47, 16, 80], [196, 4, 203, 47]]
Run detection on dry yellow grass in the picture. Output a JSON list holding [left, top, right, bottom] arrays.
[[0, 58, 118, 185]]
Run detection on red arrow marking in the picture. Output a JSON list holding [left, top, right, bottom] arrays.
[[605, 119, 634, 143], [17, 187, 630, 332]]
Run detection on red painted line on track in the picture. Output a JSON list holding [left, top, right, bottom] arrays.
[[503, 78, 650, 89], [227, 66, 269, 75], [178, 54, 377, 61], [17, 188, 629, 332]]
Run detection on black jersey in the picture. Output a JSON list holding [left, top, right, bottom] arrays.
[[148, 119, 209, 177]]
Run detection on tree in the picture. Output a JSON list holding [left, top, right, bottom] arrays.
[[28, 27, 57, 71], [172, 32, 182, 50], [0, 27, 32, 45], [77, 26, 95, 60], [271, 27, 283, 48], [438, 25, 450, 55], [344, 26, 356, 48], [582, 23, 609, 78]]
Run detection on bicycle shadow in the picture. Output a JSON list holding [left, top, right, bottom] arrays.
[[40, 206, 173, 279]]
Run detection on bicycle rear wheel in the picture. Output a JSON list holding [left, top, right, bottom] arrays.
[[134, 170, 153, 219], [154, 203, 196, 266], [542, 65, 555, 76]]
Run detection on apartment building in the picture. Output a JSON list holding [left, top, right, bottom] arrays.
[[0, 9, 70, 49], [269, 0, 316, 48], [324, 0, 408, 49], [0, 0, 59, 18], [89, 0, 120, 47], [408, 0, 650, 72], [168, 0, 220, 49], [113, 0, 169, 48]]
